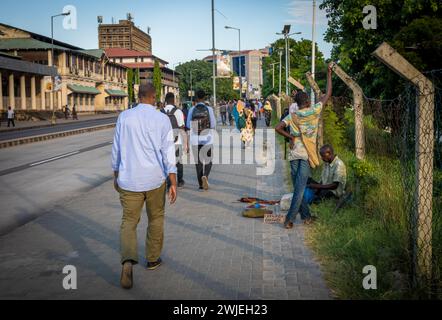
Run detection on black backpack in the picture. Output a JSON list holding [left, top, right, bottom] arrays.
[[161, 106, 180, 143], [191, 104, 211, 136]]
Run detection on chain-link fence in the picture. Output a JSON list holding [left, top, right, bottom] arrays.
[[329, 69, 441, 298]]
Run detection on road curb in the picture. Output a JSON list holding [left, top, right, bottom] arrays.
[[0, 116, 118, 133], [0, 124, 116, 149]]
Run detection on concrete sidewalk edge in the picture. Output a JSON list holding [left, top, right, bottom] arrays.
[[0, 114, 118, 133], [0, 124, 116, 149]]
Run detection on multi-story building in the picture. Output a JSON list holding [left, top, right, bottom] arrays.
[[0, 23, 128, 113], [99, 19, 152, 53], [204, 48, 270, 99], [105, 48, 179, 102]]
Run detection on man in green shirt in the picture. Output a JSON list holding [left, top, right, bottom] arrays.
[[308, 144, 347, 201]]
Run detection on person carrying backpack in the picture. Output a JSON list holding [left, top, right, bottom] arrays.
[[162, 93, 187, 188], [186, 89, 216, 191]]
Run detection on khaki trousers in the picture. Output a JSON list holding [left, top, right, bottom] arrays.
[[118, 182, 166, 265]]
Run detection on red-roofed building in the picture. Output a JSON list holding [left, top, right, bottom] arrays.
[[104, 48, 178, 102]]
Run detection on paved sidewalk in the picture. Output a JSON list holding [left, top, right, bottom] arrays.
[[0, 128, 331, 300], [0, 113, 118, 133]]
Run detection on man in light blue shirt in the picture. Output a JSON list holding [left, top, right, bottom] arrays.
[[186, 90, 217, 191], [112, 83, 177, 290]]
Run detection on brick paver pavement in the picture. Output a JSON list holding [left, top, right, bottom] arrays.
[[0, 124, 331, 300]]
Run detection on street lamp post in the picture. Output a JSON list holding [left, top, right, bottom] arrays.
[[270, 62, 280, 91], [190, 69, 197, 103], [311, 0, 317, 104], [277, 26, 301, 96], [278, 50, 283, 96], [172, 62, 181, 98], [225, 25, 241, 99], [51, 11, 70, 125], [172, 62, 181, 85], [211, 0, 217, 109]]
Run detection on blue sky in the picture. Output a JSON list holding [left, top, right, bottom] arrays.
[[0, 0, 332, 66]]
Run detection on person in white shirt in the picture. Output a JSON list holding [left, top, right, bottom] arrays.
[[163, 92, 187, 188], [7, 107, 15, 128], [112, 83, 177, 289]]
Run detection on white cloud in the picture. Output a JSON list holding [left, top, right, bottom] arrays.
[[285, 0, 328, 26]]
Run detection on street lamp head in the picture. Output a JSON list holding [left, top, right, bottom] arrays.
[[62, 11, 71, 16]]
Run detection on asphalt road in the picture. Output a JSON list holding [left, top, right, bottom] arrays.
[[0, 128, 115, 236], [0, 117, 117, 142]]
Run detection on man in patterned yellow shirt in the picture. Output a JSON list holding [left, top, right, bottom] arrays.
[[276, 63, 334, 228]]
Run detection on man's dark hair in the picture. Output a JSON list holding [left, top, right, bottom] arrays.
[[165, 92, 175, 105], [320, 144, 334, 155], [196, 89, 206, 100], [138, 82, 156, 100], [294, 91, 310, 108]]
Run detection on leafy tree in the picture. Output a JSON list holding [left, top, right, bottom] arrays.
[[217, 77, 240, 101], [262, 38, 327, 98], [320, 0, 441, 99], [127, 69, 134, 103], [153, 60, 162, 101], [175, 60, 238, 102]]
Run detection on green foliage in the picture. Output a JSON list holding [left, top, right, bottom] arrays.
[[320, 0, 441, 99], [322, 105, 346, 152], [216, 77, 240, 101], [262, 38, 327, 98], [350, 159, 375, 179], [153, 60, 162, 101], [127, 69, 134, 103], [306, 201, 411, 299], [175, 60, 238, 102]]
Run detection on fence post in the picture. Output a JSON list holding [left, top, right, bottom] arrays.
[[269, 94, 281, 120], [373, 42, 434, 286], [331, 63, 365, 160], [306, 71, 322, 99], [306, 71, 324, 149]]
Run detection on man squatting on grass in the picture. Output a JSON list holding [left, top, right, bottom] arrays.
[[276, 63, 334, 229], [112, 83, 178, 290]]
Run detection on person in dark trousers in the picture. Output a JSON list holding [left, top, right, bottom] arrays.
[[186, 90, 217, 191], [64, 105, 70, 120], [163, 92, 187, 188], [220, 102, 227, 125], [7, 107, 15, 127], [72, 104, 78, 120]]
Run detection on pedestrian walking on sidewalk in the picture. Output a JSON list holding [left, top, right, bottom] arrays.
[[162, 92, 187, 188], [275, 63, 334, 229], [112, 83, 178, 290], [64, 105, 70, 120], [72, 104, 78, 120], [7, 107, 15, 128], [220, 102, 227, 125], [186, 89, 216, 191]]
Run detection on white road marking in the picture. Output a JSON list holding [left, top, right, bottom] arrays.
[[29, 151, 80, 167]]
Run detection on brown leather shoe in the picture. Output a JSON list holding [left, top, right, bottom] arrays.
[[120, 262, 133, 289], [284, 221, 294, 230]]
